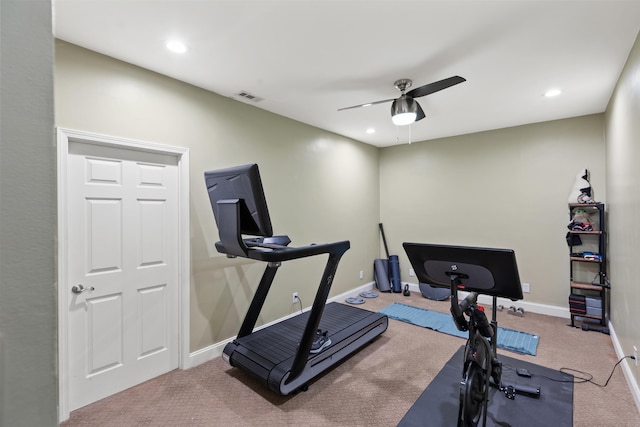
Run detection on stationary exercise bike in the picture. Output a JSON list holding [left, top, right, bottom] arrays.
[[402, 243, 525, 427], [448, 273, 501, 427]]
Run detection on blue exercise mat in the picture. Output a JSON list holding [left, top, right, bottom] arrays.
[[379, 302, 539, 356]]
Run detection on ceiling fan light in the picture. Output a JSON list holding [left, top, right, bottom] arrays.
[[391, 97, 417, 126], [392, 112, 417, 126]]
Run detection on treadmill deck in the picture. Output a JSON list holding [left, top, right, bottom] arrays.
[[224, 302, 387, 394]]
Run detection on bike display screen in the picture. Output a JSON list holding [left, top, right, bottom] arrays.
[[403, 242, 523, 300]]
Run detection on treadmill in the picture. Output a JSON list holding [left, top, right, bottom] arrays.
[[204, 163, 388, 395]]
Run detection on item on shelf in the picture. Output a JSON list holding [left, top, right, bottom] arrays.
[[585, 296, 602, 317], [569, 294, 586, 315], [568, 168, 597, 204], [568, 221, 593, 231], [567, 208, 595, 231], [582, 252, 602, 261], [566, 232, 582, 246]]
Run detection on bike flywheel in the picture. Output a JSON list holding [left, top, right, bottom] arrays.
[[459, 363, 487, 427]]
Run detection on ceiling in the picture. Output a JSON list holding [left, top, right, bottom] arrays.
[[53, 1, 640, 147]]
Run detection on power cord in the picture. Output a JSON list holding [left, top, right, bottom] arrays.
[[293, 295, 303, 313], [504, 355, 635, 388], [560, 355, 634, 387]]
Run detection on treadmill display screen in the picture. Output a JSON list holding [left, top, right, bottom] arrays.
[[205, 163, 273, 237]]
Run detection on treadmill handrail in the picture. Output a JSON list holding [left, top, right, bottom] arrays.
[[287, 247, 348, 382], [215, 199, 349, 261], [216, 239, 350, 262]]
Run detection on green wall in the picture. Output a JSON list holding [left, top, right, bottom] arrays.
[[56, 39, 627, 358], [54, 41, 380, 352], [605, 29, 640, 389], [0, 1, 58, 426], [379, 115, 606, 307]]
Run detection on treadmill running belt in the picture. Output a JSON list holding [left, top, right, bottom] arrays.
[[238, 302, 378, 364], [225, 302, 388, 394]]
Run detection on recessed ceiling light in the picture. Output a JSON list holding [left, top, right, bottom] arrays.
[[366, 128, 375, 134], [544, 88, 562, 97], [166, 40, 187, 53]]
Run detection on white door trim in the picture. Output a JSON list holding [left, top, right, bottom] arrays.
[[56, 128, 190, 422]]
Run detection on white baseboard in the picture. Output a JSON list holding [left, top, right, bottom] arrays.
[[187, 340, 228, 369], [477, 294, 570, 319], [608, 322, 640, 413], [187, 282, 377, 368], [403, 282, 570, 318]]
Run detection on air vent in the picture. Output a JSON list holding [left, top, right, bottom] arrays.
[[234, 90, 263, 103]]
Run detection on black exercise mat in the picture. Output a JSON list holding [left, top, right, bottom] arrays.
[[398, 346, 573, 427]]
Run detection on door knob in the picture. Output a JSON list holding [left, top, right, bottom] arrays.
[[71, 284, 95, 294]]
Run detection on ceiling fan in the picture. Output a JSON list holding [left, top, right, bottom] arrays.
[[338, 76, 466, 125]]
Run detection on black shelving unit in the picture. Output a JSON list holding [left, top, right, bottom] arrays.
[[567, 203, 609, 334]]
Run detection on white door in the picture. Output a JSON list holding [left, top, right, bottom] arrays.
[[66, 141, 180, 410]]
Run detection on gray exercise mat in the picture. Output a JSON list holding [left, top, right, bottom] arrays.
[[374, 259, 391, 292], [380, 302, 539, 356]]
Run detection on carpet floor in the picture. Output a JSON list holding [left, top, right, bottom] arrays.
[[61, 290, 640, 426]]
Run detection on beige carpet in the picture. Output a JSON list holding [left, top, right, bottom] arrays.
[[61, 291, 639, 426]]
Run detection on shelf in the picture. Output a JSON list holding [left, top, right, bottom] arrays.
[[567, 202, 607, 329], [570, 257, 602, 263], [569, 203, 604, 208], [570, 281, 604, 291], [572, 313, 603, 320]]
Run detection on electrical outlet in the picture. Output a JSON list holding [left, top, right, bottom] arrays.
[[634, 346, 638, 367], [359, 270, 364, 280], [409, 268, 415, 277], [292, 292, 299, 304], [522, 282, 530, 293]]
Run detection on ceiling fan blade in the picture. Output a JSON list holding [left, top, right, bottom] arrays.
[[415, 101, 426, 121], [337, 98, 396, 111], [406, 75, 466, 99]]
